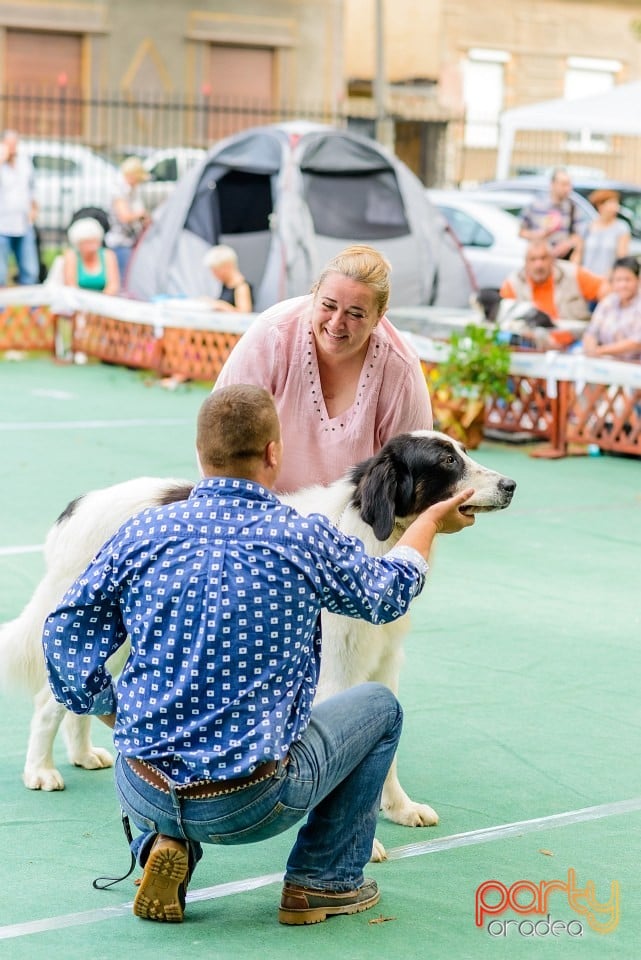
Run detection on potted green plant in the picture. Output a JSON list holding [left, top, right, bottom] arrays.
[[430, 323, 513, 448]]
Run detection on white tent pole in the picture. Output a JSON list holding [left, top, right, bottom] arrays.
[[495, 118, 514, 179]]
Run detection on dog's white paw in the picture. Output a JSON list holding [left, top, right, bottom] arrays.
[[370, 837, 388, 862], [23, 766, 66, 791], [69, 746, 114, 771], [382, 800, 439, 827]]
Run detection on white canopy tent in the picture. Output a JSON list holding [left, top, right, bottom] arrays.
[[496, 80, 641, 178]]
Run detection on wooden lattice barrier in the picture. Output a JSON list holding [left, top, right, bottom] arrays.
[[71, 312, 162, 370], [159, 327, 241, 380], [2, 293, 640, 460], [0, 303, 54, 351], [421, 358, 557, 445], [564, 379, 641, 456], [485, 375, 556, 441]]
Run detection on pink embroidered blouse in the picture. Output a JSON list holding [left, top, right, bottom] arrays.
[[215, 295, 433, 493]]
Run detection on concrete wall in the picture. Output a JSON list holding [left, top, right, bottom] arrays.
[[0, 0, 343, 106]]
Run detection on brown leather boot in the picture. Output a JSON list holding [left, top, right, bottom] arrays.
[[133, 835, 190, 923], [278, 878, 380, 925]]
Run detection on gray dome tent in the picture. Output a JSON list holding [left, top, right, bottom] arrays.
[[127, 122, 473, 310]]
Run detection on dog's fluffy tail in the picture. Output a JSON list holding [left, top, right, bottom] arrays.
[[0, 586, 53, 694], [0, 476, 195, 696], [0, 508, 97, 695]]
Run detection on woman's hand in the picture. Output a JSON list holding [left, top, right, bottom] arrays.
[[582, 334, 599, 357]]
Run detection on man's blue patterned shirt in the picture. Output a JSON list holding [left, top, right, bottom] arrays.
[[43, 477, 427, 783]]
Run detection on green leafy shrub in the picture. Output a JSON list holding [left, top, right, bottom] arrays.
[[434, 323, 513, 402]]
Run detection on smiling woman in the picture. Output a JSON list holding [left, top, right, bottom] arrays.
[[214, 245, 433, 493]]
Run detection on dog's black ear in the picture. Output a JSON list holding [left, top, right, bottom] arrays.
[[476, 287, 502, 323], [523, 307, 554, 328], [356, 455, 414, 541]]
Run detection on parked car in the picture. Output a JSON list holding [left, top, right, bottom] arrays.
[[139, 147, 207, 211], [24, 139, 120, 234], [476, 176, 641, 248], [427, 189, 527, 289], [103, 145, 158, 167], [467, 181, 596, 226]]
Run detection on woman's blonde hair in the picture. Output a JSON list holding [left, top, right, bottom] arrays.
[[203, 244, 239, 271], [311, 244, 392, 315], [120, 156, 150, 182]]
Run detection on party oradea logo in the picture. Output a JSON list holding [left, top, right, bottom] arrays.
[[475, 868, 620, 938]]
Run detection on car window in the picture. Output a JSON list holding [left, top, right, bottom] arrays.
[[149, 158, 178, 182], [31, 154, 79, 175], [617, 193, 641, 238], [438, 206, 493, 248]]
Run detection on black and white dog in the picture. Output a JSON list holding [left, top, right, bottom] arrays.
[[472, 288, 554, 340], [0, 431, 515, 857]]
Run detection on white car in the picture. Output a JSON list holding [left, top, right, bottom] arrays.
[[427, 188, 527, 290], [24, 139, 120, 234], [139, 147, 207, 211]]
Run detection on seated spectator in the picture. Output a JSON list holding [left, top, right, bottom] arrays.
[[500, 240, 608, 323], [519, 168, 584, 260], [202, 244, 253, 312], [573, 189, 630, 276], [62, 218, 120, 294], [582, 256, 641, 361], [160, 241, 253, 389]]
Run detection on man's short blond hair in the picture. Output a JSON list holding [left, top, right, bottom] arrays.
[[197, 384, 279, 470]]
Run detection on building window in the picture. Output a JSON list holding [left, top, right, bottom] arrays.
[[462, 49, 508, 149], [564, 57, 620, 153], [4, 29, 83, 136], [206, 44, 275, 140]]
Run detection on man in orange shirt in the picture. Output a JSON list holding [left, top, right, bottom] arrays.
[[500, 240, 608, 324]]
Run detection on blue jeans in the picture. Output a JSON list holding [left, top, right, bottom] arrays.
[[114, 682, 402, 891], [0, 228, 39, 285]]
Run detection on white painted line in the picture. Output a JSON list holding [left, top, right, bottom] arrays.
[[0, 418, 192, 431], [31, 389, 76, 400], [0, 873, 284, 940], [1, 796, 639, 941], [385, 796, 641, 859], [0, 544, 43, 557]]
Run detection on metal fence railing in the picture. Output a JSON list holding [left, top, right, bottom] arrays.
[[1, 87, 345, 248], [1, 86, 342, 153]]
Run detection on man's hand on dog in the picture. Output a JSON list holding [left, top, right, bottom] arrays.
[[424, 488, 476, 534], [396, 488, 475, 559]]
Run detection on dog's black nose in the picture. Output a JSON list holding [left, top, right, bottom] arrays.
[[499, 477, 517, 494]]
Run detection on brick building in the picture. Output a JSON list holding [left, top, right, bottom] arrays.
[[344, 0, 641, 184], [0, 0, 343, 146], [2, 1, 641, 185]]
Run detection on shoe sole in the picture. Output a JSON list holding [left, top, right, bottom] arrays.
[[133, 840, 189, 923], [278, 887, 380, 925]]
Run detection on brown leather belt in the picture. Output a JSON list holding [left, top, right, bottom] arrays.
[[124, 755, 282, 800]]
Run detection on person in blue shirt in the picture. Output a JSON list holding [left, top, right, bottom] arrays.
[[43, 384, 475, 927]]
